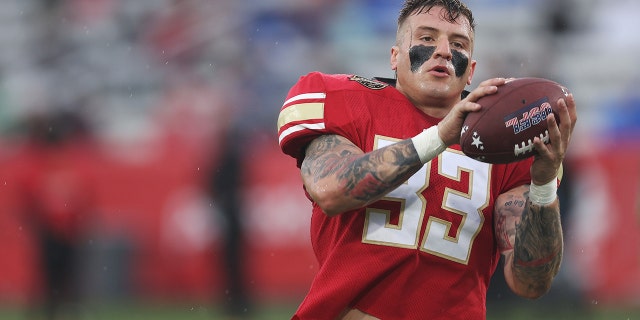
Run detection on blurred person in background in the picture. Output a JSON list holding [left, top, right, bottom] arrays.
[[207, 126, 253, 319], [277, 0, 577, 319], [16, 110, 97, 320]]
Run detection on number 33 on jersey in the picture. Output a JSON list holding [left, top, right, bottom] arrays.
[[365, 138, 489, 265]]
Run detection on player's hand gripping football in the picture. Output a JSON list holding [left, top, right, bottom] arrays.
[[530, 93, 577, 185], [437, 77, 507, 146]]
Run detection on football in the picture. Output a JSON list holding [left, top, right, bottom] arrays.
[[459, 77, 570, 164]]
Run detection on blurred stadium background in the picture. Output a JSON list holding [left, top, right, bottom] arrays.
[[0, 0, 638, 319]]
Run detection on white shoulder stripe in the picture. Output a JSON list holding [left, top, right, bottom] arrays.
[[278, 122, 326, 144], [283, 92, 326, 107]]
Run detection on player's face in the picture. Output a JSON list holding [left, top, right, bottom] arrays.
[[391, 7, 476, 113]]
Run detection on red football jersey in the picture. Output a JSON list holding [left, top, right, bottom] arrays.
[[277, 72, 532, 320]]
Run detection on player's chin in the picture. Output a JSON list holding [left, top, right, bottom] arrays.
[[417, 79, 455, 96]]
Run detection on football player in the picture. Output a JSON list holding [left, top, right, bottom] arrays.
[[276, 0, 577, 319]]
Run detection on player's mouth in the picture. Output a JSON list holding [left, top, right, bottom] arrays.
[[428, 65, 451, 77]]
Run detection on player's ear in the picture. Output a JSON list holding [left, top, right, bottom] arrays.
[[390, 46, 399, 71], [466, 59, 477, 85]]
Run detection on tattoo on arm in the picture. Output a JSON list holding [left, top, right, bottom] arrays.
[[302, 135, 423, 202], [512, 189, 563, 293], [495, 194, 528, 251]]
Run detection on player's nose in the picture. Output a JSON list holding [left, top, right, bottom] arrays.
[[434, 38, 452, 60]]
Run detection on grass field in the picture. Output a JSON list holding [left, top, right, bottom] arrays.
[[489, 305, 640, 320], [1, 301, 638, 319], [0, 301, 295, 320], [0, 303, 284, 320]]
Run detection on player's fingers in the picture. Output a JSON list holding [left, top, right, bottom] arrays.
[[457, 101, 482, 114], [440, 100, 483, 145], [464, 78, 505, 103], [545, 113, 564, 153], [477, 77, 508, 88], [533, 135, 553, 160], [555, 97, 573, 145], [558, 94, 578, 134], [464, 85, 497, 103], [562, 93, 578, 133]]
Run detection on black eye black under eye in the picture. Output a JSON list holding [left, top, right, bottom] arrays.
[[451, 49, 469, 77], [409, 45, 435, 72]]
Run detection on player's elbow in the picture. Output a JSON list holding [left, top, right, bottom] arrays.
[[312, 193, 347, 217], [515, 282, 552, 300], [504, 263, 554, 300], [508, 276, 553, 300], [307, 186, 355, 217], [319, 204, 343, 217]]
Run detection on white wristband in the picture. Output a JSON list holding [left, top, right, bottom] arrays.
[[411, 126, 447, 164], [529, 179, 558, 205]]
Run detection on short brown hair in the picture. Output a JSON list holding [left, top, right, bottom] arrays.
[[398, 0, 475, 32]]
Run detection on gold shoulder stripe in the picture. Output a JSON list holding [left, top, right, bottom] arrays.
[[277, 102, 324, 131]]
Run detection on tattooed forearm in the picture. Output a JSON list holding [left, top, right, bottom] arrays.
[[495, 193, 527, 251], [302, 134, 423, 205], [341, 140, 422, 201], [512, 196, 563, 295], [302, 135, 361, 181]]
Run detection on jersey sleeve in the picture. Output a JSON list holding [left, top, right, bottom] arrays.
[[496, 157, 534, 193], [498, 158, 564, 195], [277, 72, 360, 166]]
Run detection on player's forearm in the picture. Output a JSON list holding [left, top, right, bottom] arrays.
[[301, 136, 423, 216], [511, 197, 563, 298]]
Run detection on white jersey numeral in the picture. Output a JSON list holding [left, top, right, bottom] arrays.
[[363, 138, 491, 265]]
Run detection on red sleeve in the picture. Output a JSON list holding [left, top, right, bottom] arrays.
[[277, 72, 360, 167], [277, 72, 328, 166], [496, 157, 534, 193]]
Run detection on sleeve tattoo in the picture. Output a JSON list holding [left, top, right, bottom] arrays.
[[302, 134, 422, 202], [513, 198, 563, 291], [496, 187, 563, 294]]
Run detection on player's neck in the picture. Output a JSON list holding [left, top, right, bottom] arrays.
[[415, 104, 451, 119], [407, 94, 458, 119], [395, 82, 460, 119]]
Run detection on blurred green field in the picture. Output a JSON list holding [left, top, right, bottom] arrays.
[[0, 302, 638, 319], [489, 305, 640, 320], [0, 302, 294, 320]]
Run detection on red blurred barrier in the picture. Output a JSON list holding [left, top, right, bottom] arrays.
[[0, 132, 316, 304], [569, 141, 640, 306]]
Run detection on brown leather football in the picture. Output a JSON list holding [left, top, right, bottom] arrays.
[[460, 77, 570, 164]]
